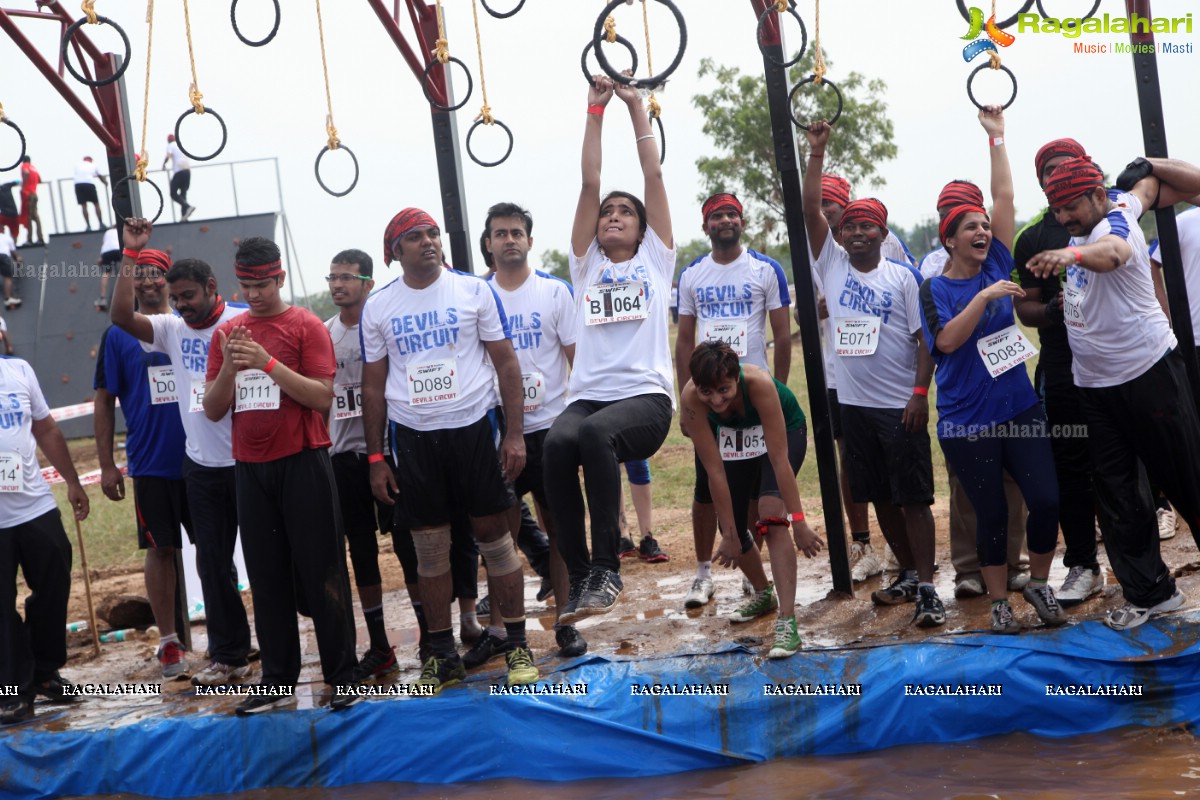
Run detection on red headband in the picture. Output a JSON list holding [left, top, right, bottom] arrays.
[[383, 208, 439, 265], [939, 204, 989, 246], [136, 249, 170, 274], [235, 258, 283, 281], [937, 181, 984, 213], [821, 174, 852, 209], [1044, 156, 1105, 207], [702, 193, 743, 222], [1035, 138, 1087, 185], [840, 198, 888, 233]]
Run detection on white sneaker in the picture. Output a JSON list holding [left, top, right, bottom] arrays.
[[1158, 506, 1179, 540], [954, 577, 985, 599], [881, 542, 900, 572], [191, 660, 252, 687], [1105, 588, 1186, 631], [741, 575, 755, 596], [1057, 565, 1104, 607], [1008, 571, 1030, 591], [684, 577, 715, 609], [849, 541, 883, 582]]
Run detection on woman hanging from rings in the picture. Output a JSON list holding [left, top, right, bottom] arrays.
[[681, 341, 821, 659], [918, 104, 1065, 634], [545, 73, 674, 625]]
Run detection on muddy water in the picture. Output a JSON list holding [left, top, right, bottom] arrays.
[[83, 725, 1200, 800]]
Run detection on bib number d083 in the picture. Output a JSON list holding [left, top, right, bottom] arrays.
[[148, 364, 179, 405], [976, 324, 1038, 378]]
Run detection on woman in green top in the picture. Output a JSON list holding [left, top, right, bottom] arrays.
[[681, 341, 823, 658]]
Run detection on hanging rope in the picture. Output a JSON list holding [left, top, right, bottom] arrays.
[[173, 0, 228, 161], [433, 0, 450, 63], [82, 0, 98, 25], [421, 0, 473, 112], [988, 0, 1002, 69], [640, 0, 661, 115], [469, 0, 493, 125], [62, 0, 132, 86], [135, 0, 154, 182], [604, 14, 618, 44], [315, 0, 340, 149], [775, 0, 787, 12], [181, 0, 205, 114], [812, 0, 826, 84]]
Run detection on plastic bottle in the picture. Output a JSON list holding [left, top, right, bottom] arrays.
[[65, 620, 89, 633]]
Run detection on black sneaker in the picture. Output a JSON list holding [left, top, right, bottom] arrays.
[[555, 625, 588, 658], [574, 567, 623, 619], [912, 585, 947, 628], [329, 688, 365, 712], [536, 576, 554, 602], [413, 654, 466, 696], [557, 579, 587, 625], [417, 640, 433, 665], [35, 671, 81, 704], [462, 634, 509, 669], [352, 646, 399, 685], [476, 595, 491, 617], [872, 570, 919, 606], [0, 696, 35, 725], [618, 536, 638, 558], [638, 535, 669, 563], [234, 690, 293, 716]]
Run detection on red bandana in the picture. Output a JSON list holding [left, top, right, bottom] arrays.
[[937, 181, 984, 214], [1044, 156, 1104, 207], [234, 258, 283, 281], [939, 204, 989, 246], [1035, 138, 1087, 185], [821, 174, 852, 208], [383, 208, 439, 265], [701, 193, 743, 222], [187, 295, 226, 331], [136, 249, 171, 275], [839, 198, 888, 233]]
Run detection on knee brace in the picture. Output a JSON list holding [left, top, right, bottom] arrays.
[[412, 526, 452, 578], [477, 535, 522, 577]]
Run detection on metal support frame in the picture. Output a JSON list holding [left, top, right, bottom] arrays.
[[1124, 0, 1200, 413], [750, 0, 851, 595], [365, 0, 473, 273]]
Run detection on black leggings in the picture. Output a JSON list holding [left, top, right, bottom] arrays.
[[543, 393, 673, 582], [938, 405, 1059, 568]]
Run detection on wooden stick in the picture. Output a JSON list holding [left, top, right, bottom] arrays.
[[73, 517, 102, 657]]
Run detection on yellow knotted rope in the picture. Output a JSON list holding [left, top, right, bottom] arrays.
[[604, 14, 618, 44], [990, 0, 1002, 69], [433, 0, 450, 63], [641, 0, 661, 117], [469, 0, 494, 125], [134, 0, 155, 182], [82, 0, 98, 25], [0, 101, 6, 122], [181, 0, 206, 114], [315, 0, 340, 149], [812, 0, 826, 84], [775, 0, 787, 13]]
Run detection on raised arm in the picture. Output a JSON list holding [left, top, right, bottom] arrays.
[[614, 81, 672, 248], [980, 105, 1015, 250], [571, 77, 614, 258], [110, 217, 155, 343], [802, 121, 833, 256]]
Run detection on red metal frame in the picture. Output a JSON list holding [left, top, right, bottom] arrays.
[[364, 0, 449, 108]]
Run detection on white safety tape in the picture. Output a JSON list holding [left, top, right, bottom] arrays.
[[41, 464, 126, 486], [49, 399, 119, 422]]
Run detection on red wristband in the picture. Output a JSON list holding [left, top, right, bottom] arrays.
[[122, 248, 141, 259], [367, 453, 385, 464], [789, 512, 806, 523], [587, 104, 605, 116], [912, 386, 929, 397], [264, 357, 277, 374], [1068, 246, 1083, 264]]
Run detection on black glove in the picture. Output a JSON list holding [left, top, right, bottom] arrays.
[[1116, 157, 1153, 192], [1044, 295, 1064, 325]]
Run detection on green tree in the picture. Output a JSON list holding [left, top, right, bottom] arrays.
[[674, 238, 711, 281], [692, 50, 897, 249], [539, 248, 570, 283]]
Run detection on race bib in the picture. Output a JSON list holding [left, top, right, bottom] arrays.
[[700, 319, 749, 357], [409, 360, 459, 406], [333, 382, 363, 420], [147, 365, 179, 405], [583, 281, 649, 326], [718, 425, 767, 461], [834, 317, 880, 356], [977, 324, 1038, 378], [188, 379, 206, 414], [522, 372, 544, 413], [1063, 283, 1086, 330], [234, 369, 281, 412], [0, 452, 22, 492]]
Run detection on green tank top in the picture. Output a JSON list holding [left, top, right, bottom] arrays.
[[707, 368, 806, 433]]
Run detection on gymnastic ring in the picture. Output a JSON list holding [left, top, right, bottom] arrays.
[[788, 76, 843, 131], [60, 16, 131, 87], [966, 63, 1018, 110], [756, 0, 808, 69], [231, 0, 281, 47], [651, 113, 666, 166], [314, 143, 359, 197], [173, 106, 229, 162], [1035, 0, 1101, 22], [0, 118, 27, 172], [466, 118, 514, 168], [480, 0, 525, 19], [592, 0, 687, 90], [956, 0, 1034, 30], [422, 57, 474, 112], [581, 36, 639, 86], [111, 176, 164, 225]]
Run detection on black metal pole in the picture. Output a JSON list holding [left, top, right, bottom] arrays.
[[750, 0, 851, 595], [1125, 0, 1200, 411]]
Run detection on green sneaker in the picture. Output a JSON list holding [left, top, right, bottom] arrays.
[[505, 645, 539, 686], [728, 583, 778, 623], [768, 616, 801, 659], [413, 654, 466, 696]]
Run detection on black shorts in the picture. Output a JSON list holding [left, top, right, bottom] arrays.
[[827, 388, 844, 440], [133, 476, 193, 549], [391, 414, 515, 528], [693, 452, 761, 505], [330, 451, 390, 536], [513, 428, 549, 508], [75, 183, 99, 205], [841, 404, 934, 507], [0, 254, 14, 279], [101, 250, 121, 274]]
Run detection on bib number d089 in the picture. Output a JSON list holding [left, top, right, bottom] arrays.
[[409, 360, 459, 406]]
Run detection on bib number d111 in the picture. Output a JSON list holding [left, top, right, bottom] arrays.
[[234, 369, 281, 412]]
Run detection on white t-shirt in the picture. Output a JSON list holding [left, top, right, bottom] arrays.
[[142, 305, 243, 467], [325, 315, 368, 455], [487, 269, 577, 434], [677, 248, 791, 373], [0, 231, 15, 258], [74, 160, 103, 186], [165, 142, 190, 176], [882, 230, 917, 267], [1149, 206, 1200, 335], [0, 357, 59, 528], [568, 227, 676, 405], [919, 247, 949, 281], [811, 270, 838, 391], [1067, 191, 1175, 388], [361, 268, 507, 432], [100, 227, 119, 256], [813, 236, 924, 409]]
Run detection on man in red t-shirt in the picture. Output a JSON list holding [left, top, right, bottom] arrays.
[[203, 237, 358, 715], [19, 156, 43, 246]]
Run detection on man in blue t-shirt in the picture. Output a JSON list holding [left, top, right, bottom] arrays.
[[94, 249, 193, 680]]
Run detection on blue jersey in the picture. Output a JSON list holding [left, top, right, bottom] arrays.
[[919, 241, 1039, 438], [94, 324, 187, 478]]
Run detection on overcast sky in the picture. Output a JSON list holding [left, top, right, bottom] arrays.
[[3, 0, 1197, 291]]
